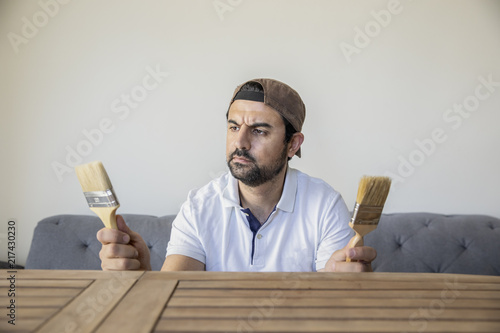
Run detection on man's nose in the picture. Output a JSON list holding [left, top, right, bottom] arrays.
[[235, 126, 251, 150]]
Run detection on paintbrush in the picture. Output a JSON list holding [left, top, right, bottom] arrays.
[[346, 176, 391, 262], [75, 161, 119, 229]]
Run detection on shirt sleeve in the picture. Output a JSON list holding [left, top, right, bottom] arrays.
[[314, 193, 354, 271], [165, 197, 206, 264]]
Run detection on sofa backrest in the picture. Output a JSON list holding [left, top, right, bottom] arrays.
[[26, 212, 500, 275], [25, 214, 174, 270], [365, 213, 500, 275]]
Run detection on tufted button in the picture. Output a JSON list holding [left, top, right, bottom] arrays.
[[394, 237, 404, 248]]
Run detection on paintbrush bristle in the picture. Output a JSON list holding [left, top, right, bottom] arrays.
[[75, 161, 113, 192], [356, 176, 392, 206]]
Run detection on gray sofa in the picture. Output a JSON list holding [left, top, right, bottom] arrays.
[[25, 213, 500, 275]]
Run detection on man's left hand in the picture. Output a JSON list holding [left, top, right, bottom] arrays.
[[321, 245, 377, 272]]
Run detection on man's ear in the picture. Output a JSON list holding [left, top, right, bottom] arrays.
[[287, 133, 304, 158]]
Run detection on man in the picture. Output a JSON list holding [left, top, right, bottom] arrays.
[[98, 78, 376, 272]]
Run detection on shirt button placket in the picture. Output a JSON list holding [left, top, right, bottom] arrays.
[[253, 232, 265, 266]]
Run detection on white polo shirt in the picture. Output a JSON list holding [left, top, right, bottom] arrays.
[[166, 167, 353, 271]]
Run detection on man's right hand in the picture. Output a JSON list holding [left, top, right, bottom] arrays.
[[97, 215, 152, 271]]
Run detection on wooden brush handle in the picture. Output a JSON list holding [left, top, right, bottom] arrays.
[[345, 231, 364, 263], [346, 222, 376, 263], [90, 206, 119, 229]]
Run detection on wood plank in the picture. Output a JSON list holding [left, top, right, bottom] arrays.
[[0, 279, 92, 288], [154, 318, 500, 332], [167, 271, 500, 283], [0, 287, 82, 297], [162, 307, 500, 321], [0, 318, 44, 332], [0, 308, 60, 332], [144, 271, 500, 283], [36, 278, 137, 333], [0, 296, 73, 307], [176, 280, 500, 291], [96, 277, 177, 333], [167, 296, 500, 309], [19, 307, 59, 318], [5, 269, 144, 280], [173, 288, 500, 299]]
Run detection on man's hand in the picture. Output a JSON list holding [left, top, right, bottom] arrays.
[[97, 215, 152, 271], [321, 245, 377, 272]]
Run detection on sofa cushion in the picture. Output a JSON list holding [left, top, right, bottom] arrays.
[[26, 212, 500, 275], [25, 214, 174, 270], [365, 213, 500, 275]]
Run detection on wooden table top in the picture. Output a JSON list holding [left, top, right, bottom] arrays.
[[1, 269, 499, 332]]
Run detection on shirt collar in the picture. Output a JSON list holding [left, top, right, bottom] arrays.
[[277, 167, 297, 213], [222, 167, 297, 213], [222, 173, 241, 208]]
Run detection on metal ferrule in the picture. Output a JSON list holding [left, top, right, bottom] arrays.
[[83, 189, 119, 208], [350, 202, 383, 225]]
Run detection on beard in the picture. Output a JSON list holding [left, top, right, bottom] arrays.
[[227, 145, 288, 187]]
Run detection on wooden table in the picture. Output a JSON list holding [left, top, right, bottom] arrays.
[[1, 269, 499, 332]]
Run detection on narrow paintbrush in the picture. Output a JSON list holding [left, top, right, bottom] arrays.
[[75, 161, 119, 229], [346, 176, 391, 262]]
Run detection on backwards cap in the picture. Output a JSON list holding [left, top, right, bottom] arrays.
[[229, 78, 306, 157]]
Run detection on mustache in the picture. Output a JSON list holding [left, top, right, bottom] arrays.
[[230, 149, 256, 163]]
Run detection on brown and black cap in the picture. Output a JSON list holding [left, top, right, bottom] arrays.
[[229, 78, 306, 157]]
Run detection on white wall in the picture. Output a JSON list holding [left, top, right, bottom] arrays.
[[1, 0, 499, 265]]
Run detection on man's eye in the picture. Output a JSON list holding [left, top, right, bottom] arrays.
[[253, 129, 265, 135], [229, 126, 239, 131]]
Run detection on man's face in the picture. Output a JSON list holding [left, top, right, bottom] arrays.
[[226, 99, 289, 187]]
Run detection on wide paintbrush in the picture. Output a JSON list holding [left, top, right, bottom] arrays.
[[75, 161, 120, 229], [346, 176, 391, 262]]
